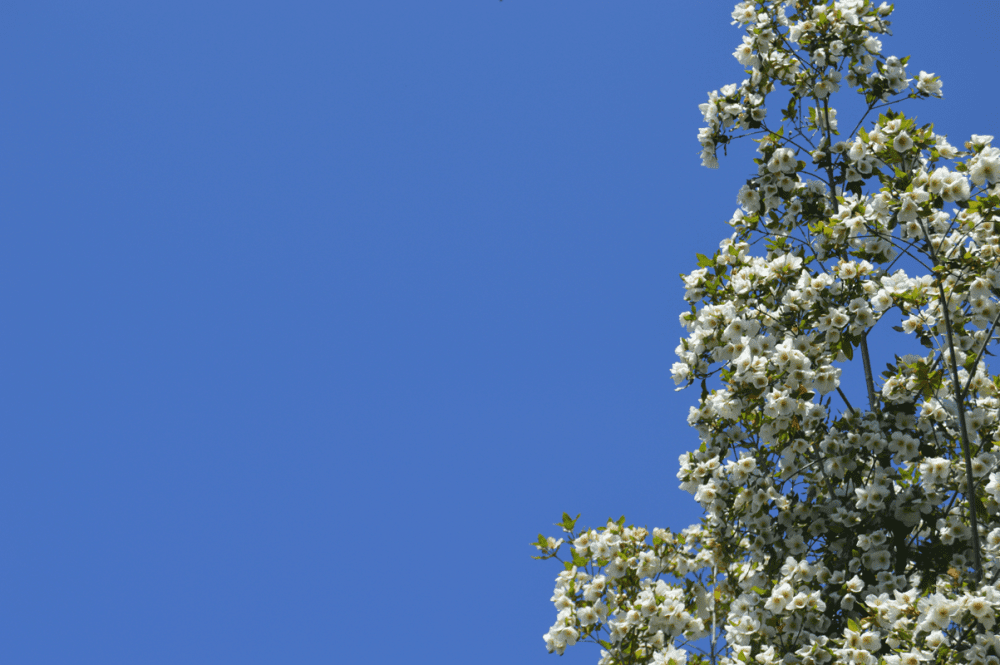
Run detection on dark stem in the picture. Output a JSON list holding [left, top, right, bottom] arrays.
[[859, 334, 879, 414], [961, 305, 1000, 400], [938, 281, 984, 584], [837, 386, 855, 415], [916, 218, 984, 584]]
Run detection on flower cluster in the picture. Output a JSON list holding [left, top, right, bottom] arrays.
[[537, 1, 1000, 664], [535, 514, 715, 664]]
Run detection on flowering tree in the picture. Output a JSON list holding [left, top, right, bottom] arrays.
[[533, 2, 1000, 664]]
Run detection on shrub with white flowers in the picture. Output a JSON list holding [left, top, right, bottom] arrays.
[[534, 2, 1000, 664]]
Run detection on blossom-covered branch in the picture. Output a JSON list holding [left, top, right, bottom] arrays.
[[536, 1, 1000, 664]]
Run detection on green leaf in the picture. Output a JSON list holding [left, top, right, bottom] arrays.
[[847, 618, 860, 632], [696, 253, 714, 268], [783, 97, 797, 121], [560, 512, 580, 532]]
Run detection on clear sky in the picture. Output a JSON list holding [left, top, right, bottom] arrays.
[[1, 1, 998, 663]]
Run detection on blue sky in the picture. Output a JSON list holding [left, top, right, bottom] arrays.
[[1, 1, 998, 663]]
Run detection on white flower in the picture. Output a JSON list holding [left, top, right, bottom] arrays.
[[764, 582, 794, 613], [870, 290, 893, 312], [944, 173, 970, 201], [936, 136, 958, 158], [817, 107, 838, 132], [813, 71, 841, 98], [965, 595, 991, 620], [916, 71, 942, 96], [767, 148, 797, 173], [553, 592, 574, 612], [651, 645, 688, 665], [583, 576, 607, 602], [591, 539, 612, 559], [701, 147, 719, 169], [893, 131, 914, 152], [970, 157, 1000, 186], [847, 140, 866, 162], [986, 472, 1000, 502], [734, 36, 758, 67], [731, 2, 757, 25], [887, 651, 930, 665], [576, 605, 599, 626], [543, 624, 579, 654], [737, 184, 760, 213], [859, 631, 881, 652], [928, 167, 970, 200], [671, 361, 691, 385]]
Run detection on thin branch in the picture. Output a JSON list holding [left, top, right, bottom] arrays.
[[837, 386, 856, 415], [917, 217, 984, 583], [961, 305, 1000, 400], [859, 333, 880, 414]]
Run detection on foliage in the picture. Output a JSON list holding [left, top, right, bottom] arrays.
[[534, 2, 1000, 664]]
